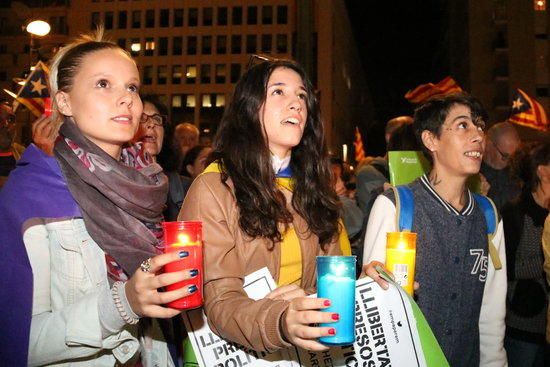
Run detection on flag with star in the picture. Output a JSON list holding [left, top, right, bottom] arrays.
[[13, 61, 50, 117], [354, 126, 366, 163], [404, 76, 463, 104], [509, 89, 548, 131]]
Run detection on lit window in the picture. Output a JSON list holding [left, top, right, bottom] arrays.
[[202, 94, 212, 107], [186, 95, 196, 108], [215, 94, 225, 107], [144, 38, 155, 56], [131, 40, 141, 54], [186, 65, 197, 84], [534, 0, 546, 10], [172, 95, 182, 108]]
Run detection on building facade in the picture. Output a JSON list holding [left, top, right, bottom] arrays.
[[447, 0, 549, 133], [0, 0, 372, 154]]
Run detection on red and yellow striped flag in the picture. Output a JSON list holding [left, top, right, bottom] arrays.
[[509, 89, 548, 131], [404, 76, 463, 104], [354, 127, 365, 163]]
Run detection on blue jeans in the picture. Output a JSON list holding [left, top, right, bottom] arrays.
[[504, 335, 545, 367]]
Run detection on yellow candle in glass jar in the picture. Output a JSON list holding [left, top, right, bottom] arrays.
[[386, 232, 417, 295]]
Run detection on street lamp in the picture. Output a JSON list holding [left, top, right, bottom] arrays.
[[26, 20, 51, 69]]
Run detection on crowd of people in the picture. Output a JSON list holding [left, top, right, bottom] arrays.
[[0, 29, 549, 367]]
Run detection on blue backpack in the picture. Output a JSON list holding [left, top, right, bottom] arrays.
[[392, 186, 502, 270]]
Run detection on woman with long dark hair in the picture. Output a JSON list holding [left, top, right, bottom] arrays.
[[179, 59, 350, 352]]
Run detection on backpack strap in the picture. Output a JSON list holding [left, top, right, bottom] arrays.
[[392, 185, 414, 232], [472, 193, 502, 270]]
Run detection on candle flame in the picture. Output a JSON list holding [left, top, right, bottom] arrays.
[[178, 234, 190, 245], [397, 240, 409, 250]]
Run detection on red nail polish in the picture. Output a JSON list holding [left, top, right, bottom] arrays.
[[324, 300, 331, 307], [332, 313, 339, 321], [328, 328, 336, 335]]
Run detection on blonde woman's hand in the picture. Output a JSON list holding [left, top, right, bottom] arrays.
[[281, 297, 337, 351], [125, 250, 199, 318]]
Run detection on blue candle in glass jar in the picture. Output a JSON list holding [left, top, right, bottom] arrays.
[[317, 256, 356, 346]]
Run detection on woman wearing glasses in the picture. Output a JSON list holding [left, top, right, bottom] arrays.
[[134, 95, 189, 221], [135, 96, 167, 163]]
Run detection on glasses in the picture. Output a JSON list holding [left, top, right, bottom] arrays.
[[246, 54, 278, 70], [140, 113, 166, 127]]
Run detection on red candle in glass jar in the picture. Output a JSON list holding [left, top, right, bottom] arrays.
[[162, 221, 203, 310]]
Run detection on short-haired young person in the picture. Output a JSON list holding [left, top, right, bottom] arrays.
[[362, 94, 507, 366]]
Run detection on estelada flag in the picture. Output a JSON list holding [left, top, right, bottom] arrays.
[[508, 89, 548, 131], [354, 127, 365, 163], [404, 76, 463, 104], [13, 61, 50, 117]]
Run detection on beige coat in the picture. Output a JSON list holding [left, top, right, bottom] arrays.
[[178, 171, 343, 352]]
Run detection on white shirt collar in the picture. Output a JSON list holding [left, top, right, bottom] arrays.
[[271, 154, 291, 174]]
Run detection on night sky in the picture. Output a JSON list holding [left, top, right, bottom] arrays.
[[345, 1, 448, 154]]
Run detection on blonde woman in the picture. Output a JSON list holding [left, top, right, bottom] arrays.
[[0, 31, 195, 366]]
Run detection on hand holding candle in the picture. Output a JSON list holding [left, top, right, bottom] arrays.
[[385, 232, 417, 295], [317, 256, 356, 346], [163, 221, 203, 310]]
